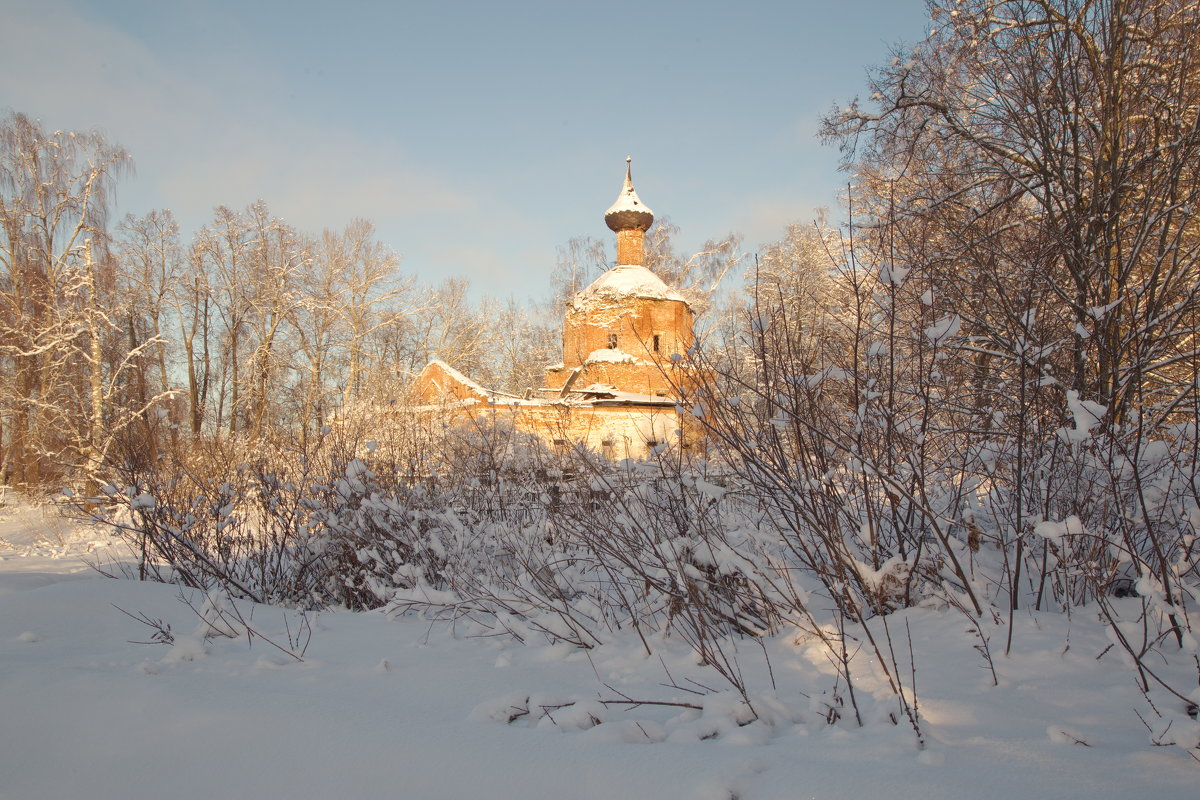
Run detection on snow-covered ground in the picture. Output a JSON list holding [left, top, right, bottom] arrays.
[[1, 501, 1196, 799]]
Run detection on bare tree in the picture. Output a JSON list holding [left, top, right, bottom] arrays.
[[400, 278, 500, 384], [642, 216, 743, 314], [175, 243, 214, 437], [826, 0, 1200, 421], [549, 235, 609, 313], [490, 298, 558, 395], [333, 219, 412, 407], [117, 209, 184, 453], [819, 0, 1200, 700], [0, 112, 133, 488], [195, 205, 253, 435], [290, 219, 413, 442], [242, 202, 304, 439]]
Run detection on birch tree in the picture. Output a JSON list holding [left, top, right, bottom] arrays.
[[0, 112, 133, 487]]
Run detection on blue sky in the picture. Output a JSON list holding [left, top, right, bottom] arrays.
[[2, 0, 930, 303]]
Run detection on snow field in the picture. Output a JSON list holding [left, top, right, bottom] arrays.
[[1, 504, 1197, 799]]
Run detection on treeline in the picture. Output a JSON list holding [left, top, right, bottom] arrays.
[[0, 112, 565, 490], [0, 105, 749, 492]]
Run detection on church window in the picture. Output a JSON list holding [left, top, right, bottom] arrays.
[[652, 334, 661, 352], [607, 332, 618, 349]]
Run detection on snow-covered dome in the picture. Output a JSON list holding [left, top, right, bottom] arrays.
[[572, 264, 685, 309], [604, 157, 654, 233]]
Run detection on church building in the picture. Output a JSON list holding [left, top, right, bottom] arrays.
[[410, 159, 696, 459]]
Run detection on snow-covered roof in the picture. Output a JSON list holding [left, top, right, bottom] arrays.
[[419, 359, 554, 407], [529, 382, 675, 407], [583, 347, 652, 365], [572, 384, 675, 405], [423, 359, 490, 397], [405, 397, 481, 412], [571, 265, 686, 309]]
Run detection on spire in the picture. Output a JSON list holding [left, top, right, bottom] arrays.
[[604, 157, 654, 266]]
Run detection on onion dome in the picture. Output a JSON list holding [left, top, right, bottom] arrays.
[[604, 156, 654, 233]]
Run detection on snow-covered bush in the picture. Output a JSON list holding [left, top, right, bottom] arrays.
[[85, 258, 1200, 748]]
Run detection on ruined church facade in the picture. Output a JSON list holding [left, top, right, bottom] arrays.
[[411, 160, 695, 459]]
